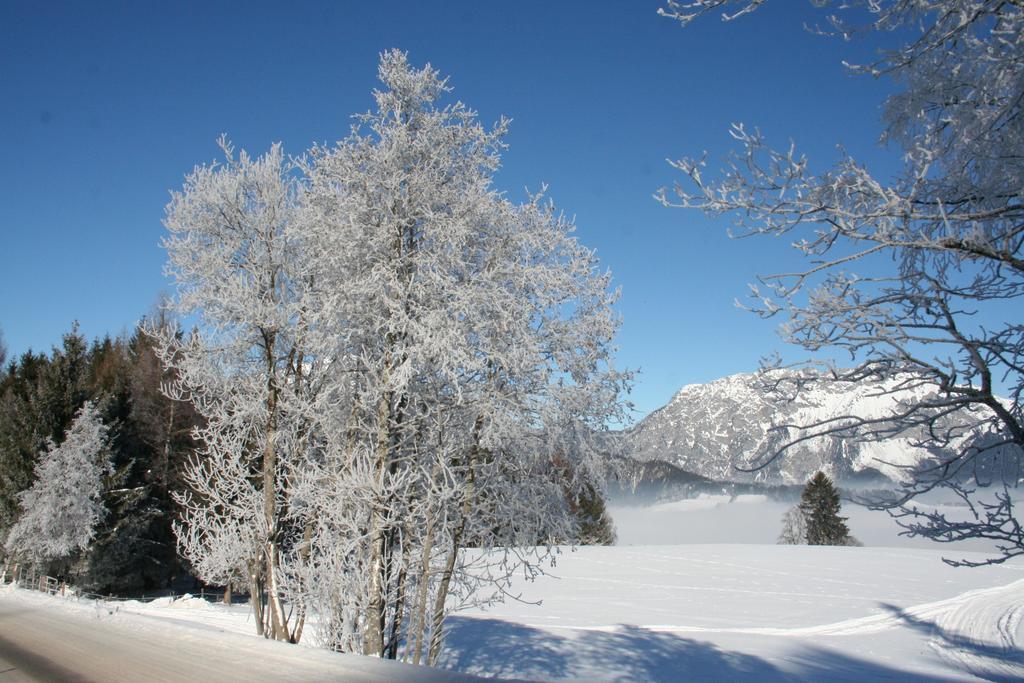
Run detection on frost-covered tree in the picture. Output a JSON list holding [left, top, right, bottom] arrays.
[[1, 327, 92, 555], [152, 138, 318, 641], [155, 50, 628, 661], [294, 50, 629, 661], [660, 1, 1024, 564], [777, 505, 807, 545], [4, 401, 110, 568]]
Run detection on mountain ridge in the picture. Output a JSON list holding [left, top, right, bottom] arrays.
[[617, 370, 954, 486]]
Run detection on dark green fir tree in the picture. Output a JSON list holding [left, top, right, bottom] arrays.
[[799, 471, 854, 546], [574, 482, 616, 546]]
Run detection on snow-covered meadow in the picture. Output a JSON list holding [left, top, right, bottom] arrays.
[[4, 496, 1022, 682], [440, 498, 1024, 681], [441, 544, 1024, 681]]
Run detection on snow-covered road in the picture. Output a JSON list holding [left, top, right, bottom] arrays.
[[0, 592, 484, 683]]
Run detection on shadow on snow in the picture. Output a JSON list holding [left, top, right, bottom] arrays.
[[440, 616, 967, 682], [879, 602, 1024, 683]]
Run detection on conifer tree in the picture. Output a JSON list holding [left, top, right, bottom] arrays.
[[38, 325, 91, 444], [0, 326, 93, 556], [0, 321, 200, 590], [798, 472, 852, 546], [575, 483, 616, 546], [0, 350, 48, 544], [4, 402, 111, 570]]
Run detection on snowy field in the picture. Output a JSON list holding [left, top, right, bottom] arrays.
[[2, 497, 1023, 681], [443, 544, 1024, 681]]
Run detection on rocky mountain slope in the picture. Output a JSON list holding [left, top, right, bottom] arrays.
[[619, 371, 962, 486]]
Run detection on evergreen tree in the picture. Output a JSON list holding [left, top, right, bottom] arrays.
[[798, 472, 852, 546], [37, 324, 91, 444], [574, 482, 616, 546], [0, 320, 201, 592], [126, 313, 201, 589], [78, 327, 200, 593], [4, 402, 111, 572], [0, 350, 49, 544], [78, 334, 163, 593], [546, 454, 617, 546], [1, 325, 92, 557], [129, 310, 199, 502]]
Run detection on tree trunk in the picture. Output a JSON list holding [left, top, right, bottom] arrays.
[[288, 521, 313, 644], [162, 399, 175, 498], [364, 526, 388, 655], [249, 567, 265, 638], [265, 541, 290, 640], [410, 513, 436, 666], [261, 333, 290, 642], [364, 391, 394, 656], [426, 530, 460, 666], [291, 602, 307, 645], [384, 534, 410, 660], [427, 415, 483, 665]]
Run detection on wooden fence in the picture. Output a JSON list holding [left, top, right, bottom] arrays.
[[1, 565, 233, 604]]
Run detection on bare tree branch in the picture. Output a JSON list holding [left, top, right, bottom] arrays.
[[661, 0, 1024, 564]]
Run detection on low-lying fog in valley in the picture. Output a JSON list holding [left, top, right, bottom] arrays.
[[610, 492, 1005, 555]]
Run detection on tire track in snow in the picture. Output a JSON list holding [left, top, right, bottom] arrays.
[[997, 603, 1023, 651], [555, 573, 886, 603], [928, 577, 1024, 681], [513, 578, 1024, 644], [586, 552, 884, 593]]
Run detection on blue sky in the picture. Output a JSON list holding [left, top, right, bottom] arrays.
[[0, 1, 900, 419]]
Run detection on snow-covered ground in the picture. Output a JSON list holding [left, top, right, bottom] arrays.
[[2, 497, 1022, 681], [444, 544, 1024, 681]]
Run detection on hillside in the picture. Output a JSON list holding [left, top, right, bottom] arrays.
[[617, 371, 969, 486]]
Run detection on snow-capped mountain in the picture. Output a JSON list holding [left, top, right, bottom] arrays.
[[621, 371, 959, 485]]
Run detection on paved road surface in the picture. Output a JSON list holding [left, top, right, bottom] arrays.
[[0, 597, 481, 682]]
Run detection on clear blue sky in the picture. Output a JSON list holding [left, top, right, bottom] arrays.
[[1, 1, 900, 419]]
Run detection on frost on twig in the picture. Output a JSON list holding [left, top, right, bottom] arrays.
[[155, 50, 631, 658], [660, 1, 1024, 565]]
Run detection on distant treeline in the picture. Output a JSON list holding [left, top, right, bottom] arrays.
[[0, 316, 201, 593]]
